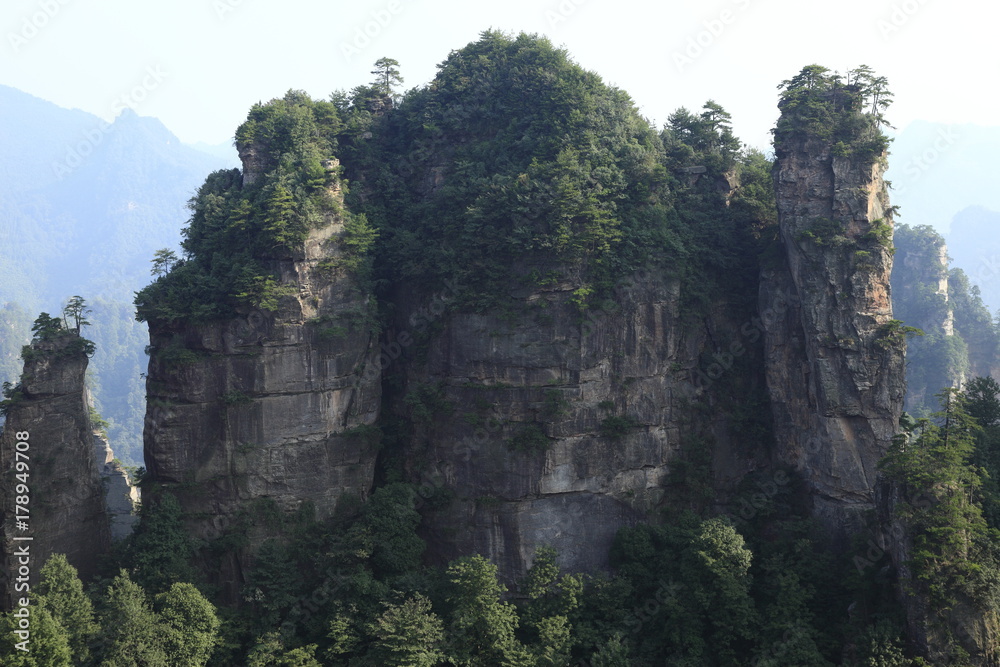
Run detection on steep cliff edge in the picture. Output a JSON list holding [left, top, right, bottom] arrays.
[[141, 135, 382, 599], [93, 429, 139, 541], [139, 38, 776, 590], [761, 75, 905, 537], [0, 327, 110, 607]]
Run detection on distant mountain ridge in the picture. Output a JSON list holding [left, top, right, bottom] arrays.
[[0, 84, 233, 463]]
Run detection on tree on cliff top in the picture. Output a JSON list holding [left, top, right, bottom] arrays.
[[774, 64, 893, 162], [136, 90, 347, 323], [62, 295, 91, 333], [371, 57, 403, 97], [29, 311, 62, 340]]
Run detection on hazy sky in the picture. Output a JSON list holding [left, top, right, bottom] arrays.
[[3, 0, 997, 151]]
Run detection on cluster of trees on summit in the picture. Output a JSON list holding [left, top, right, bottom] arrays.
[[6, 30, 1000, 666]]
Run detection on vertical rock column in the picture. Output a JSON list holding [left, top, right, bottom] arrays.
[[761, 135, 905, 535], [142, 158, 382, 600], [0, 333, 111, 608]]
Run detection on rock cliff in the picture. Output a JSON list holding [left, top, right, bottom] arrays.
[[140, 60, 906, 600], [395, 268, 765, 577], [142, 157, 382, 599], [761, 133, 905, 537], [0, 331, 110, 608], [93, 429, 139, 541]]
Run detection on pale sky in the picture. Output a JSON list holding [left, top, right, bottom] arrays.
[[2, 0, 997, 153]]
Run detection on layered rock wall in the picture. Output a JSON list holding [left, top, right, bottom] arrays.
[[93, 430, 139, 541], [398, 268, 765, 578], [762, 136, 905, 536], [0, 333, 111, 608], [143, 160, 382, 599]]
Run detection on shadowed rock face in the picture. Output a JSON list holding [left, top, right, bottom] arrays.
[[93, 430, 139, 541], [402, 273, 681, 575], [762, 134, 905, 538], [142, 160, 382, 600], [396, 268, 766, 579], [0, 334, 110, 608]]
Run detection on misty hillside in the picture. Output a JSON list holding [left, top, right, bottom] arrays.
[[0, 85, 232, 463]]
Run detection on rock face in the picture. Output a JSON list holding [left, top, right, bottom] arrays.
[[143, 159, 381, 600], [0, 333, 111, 608], [396, 267, 766, 579], [93, 430, 139, 541], [761, 135, 905, 537]]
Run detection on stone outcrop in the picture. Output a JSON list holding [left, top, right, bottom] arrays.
[[142, 158, 381, 600], [0, 332, 111, 608], [395, 260, 767, 579], [761, 135, 905, 538], [93, 430, 139, 541], [891, 228, 961, 413]]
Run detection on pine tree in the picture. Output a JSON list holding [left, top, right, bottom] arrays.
[[0, 605, 72, 666], [35, 554, 99, 662], [880, 388, 987, 605], [96, 571, 168, 666], [366, 594, 445, 666], [156, 583, 220, 666]]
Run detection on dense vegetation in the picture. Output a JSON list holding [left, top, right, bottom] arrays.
[[1, 305, 98, 417], [0, 480, 913, 666], [880, 382, 1000, 662], [773, 64, 892, 164], [136, 30, 774, 325]]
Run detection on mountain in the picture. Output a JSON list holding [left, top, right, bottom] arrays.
[[0, 85, 233, 463]]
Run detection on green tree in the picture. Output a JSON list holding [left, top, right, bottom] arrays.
[[610, 514, 757, 664], [155, 583, 220, 666], [880, 388, 988, 606], [0, 605, 72, 667], [371, 57, 403, 96], [683, 517, 756, 663], [261, 184, 297, 249], [244, 538, 304, 631], [29, 312, 63, 340], [445, 555, 531, 666], [350, 483, 425, 577], [247, 633, 322, 667], [965, 376, 1000, 529], [520, 546, 581, 623], [96, 570, 168, 666], [590, 633, 631, 667], [62, 295, 91, 333], [35, 553, 99, 662], [150, 249, 179, 277], [120, 493, 198, 594], [366, 594, 445, 666], [966, 376, 1000, 427]]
